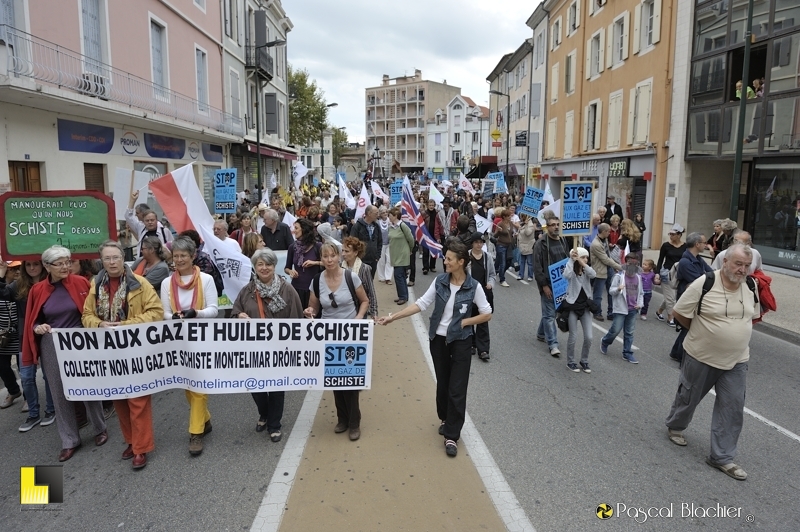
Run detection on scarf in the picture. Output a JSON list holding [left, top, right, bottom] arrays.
[[292, 240, 317, 270], [344, 257, 362, 277], [96, 268, 129, 323], [169, 266, 205, 313], [254, 275, 287, 314]]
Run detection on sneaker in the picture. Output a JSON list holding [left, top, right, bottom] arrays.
[[579, 362, 591, 373], [567, 363, 580, 372], [471, 346, 478, 356], [536, 336, 546, 343], [527, 277, 534, 282], [640, 315, 647, 321], [21, 401, 29, 413], [500, 281, 510, 287], [407, 281, 415, 287], [550, 347, 561, 358], [668, 319, 676, 327], [656, 312, 665, 321], [438, 421, 445, 435], [270, 431, 282, 443], [19, 416, 41, 432], [40, 411, 56, 426], [444, 439, 458, 457], [0, 391, 21, 409], [189, 434, 204, 456], [478, 351, 490, 361], [593, 314, 605, 322], [334, 422, 348, 433], [623, 353, 639, 364], [600, 343, 608, 355]]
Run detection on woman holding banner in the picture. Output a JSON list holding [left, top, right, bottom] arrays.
[[376, 240, 492, 457], [23, 245, 108, 462], [82, 241, 163, 469], [160, 237, 219, 456], [231, 248, 304, 443]]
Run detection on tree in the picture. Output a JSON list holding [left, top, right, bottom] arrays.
[[288, 65, 330, 147], [331, 127, 349, 169]]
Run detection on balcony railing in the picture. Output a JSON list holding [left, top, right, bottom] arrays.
[[245, 45, 274, 80], [1, 25, 243, 136]]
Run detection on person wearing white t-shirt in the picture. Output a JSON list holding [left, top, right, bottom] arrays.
[[213, 220, 242, 254]]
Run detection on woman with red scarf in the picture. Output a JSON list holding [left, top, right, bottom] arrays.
[[160, 237, 219, 456], [23, 245, 107, 462]]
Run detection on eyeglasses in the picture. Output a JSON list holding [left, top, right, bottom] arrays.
[[48, 261, 71, 268], [328, 292, 338, 309], [101, 256, 124, 263], [725, 296, 745, 319]]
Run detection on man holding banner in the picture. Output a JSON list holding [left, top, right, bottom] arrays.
[[82, 241, 163, 470], [533, 217, 571, 357]]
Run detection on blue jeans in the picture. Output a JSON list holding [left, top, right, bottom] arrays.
[[495, 245, 508, 282], [394, 266, 409, 301], [536, 292, 558, 349], [512, 246, 521, 269], [21, 363, 55, 419], [591, 278, 606, 317], [601, 309, 638, 357], [519, 254, 533, 279], [605, 268, 615, 316]]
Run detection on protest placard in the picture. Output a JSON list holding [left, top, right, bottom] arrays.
[[214, 168, 237, 214], [481, 179, 496, 197], [54, 319, 374, 399], [561, 182, 594, 237], [520, 186, 545, 217], [0, 191, 116, 260], [548, 258, 569, 309]]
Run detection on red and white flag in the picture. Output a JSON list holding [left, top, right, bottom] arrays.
[[149, 163, 252, 302], [457, 172, 475, 193], [370, 180, 390, 204], [355, 183, 371, 220], [620, 241, 630, 264]]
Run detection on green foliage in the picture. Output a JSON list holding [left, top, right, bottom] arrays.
[[331, 127, 349, 168], [288, 65, 330, 147]]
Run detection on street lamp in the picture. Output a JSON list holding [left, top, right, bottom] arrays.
[[320, 103, 338, 182], [253, 39, 287, 200], [489, 89, 510, 187]]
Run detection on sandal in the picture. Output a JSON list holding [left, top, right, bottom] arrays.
[[444, 439, 457, 457], [706, 458, 747, 480], [256, 418, 267, 432], [667, 429, 687, 446], [385, 280, 393, 285]]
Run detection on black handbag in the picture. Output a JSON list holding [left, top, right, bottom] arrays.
[[556, 310, 570, 332]]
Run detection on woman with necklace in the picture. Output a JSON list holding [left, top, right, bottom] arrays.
[[377, 240, 492, 457], [232, 248, 304, 443], [160, 237, 219, 456], [284, 218, 322, 308]]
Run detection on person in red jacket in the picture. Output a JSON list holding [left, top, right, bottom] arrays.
[[23, 245, 107, 462]]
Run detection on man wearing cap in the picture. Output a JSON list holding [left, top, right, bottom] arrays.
[[603, 196, 624, 224]]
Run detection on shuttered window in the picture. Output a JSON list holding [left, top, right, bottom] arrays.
[[82, 0, 102, 74], [196, 48, 208, 113], [151, 21, 166, 98], [83, 163, 105, 192]]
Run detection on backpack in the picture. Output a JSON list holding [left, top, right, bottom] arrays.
[[696, 271, 758, 316], [668, 261, 681, 289], [312, 270, 359, 318]]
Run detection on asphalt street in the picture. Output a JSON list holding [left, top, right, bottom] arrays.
[[1, 258, 798, 532]]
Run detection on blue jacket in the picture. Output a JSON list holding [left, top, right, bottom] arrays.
[[428, 273, 478, 343], [676, 250, 713, 300]]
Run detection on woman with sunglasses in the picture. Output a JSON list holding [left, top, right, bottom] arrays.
[[23, 246, 107, 462], [303, 243, 369, 441]]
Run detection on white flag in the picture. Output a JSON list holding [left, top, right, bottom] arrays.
[[293, 162, 308, 190], [282, 210, 297, 240], [440, 180, 453, 192], [270, 172, 277, 190], [370, 180, 390, 203], [338, 175, 356, 209], [765, 176, 776, 201], [543, 178, 555, 204], [474, 214, 492, 234], [458, 172, 475, 193], [355, 183, 371, 220], [428, 183, 445, 205]]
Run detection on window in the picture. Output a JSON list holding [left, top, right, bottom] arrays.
[[607, 91, 624, 149], [568, 1, 580, 34], [634, 0, 661, 54], [627, 81, 652, 145], [551, 63, 559, 103], [223, 0, 238, 41], [590, 0, 607, 16], [472, 132, 479, 143], [454, 132, 460, 144], [453, 104, 462, 110], [611, 13, 630, 66], [82, 0, 104, 74], [771, 34, 800, 93], [435, 150, 441, 163], [774, 0, 800, 33], [435, 133, 441, 145], [547, 118, 557, 158], [565, 51, 576, 93], [472, 149, 479, 158], [584, 101, 602, 150], [521, 94, 527, 117], [196, 47, 209, 113], [587, 31, 605, 78], [536, 31, 545, 68], [551, 17, 562, 49], [565, 111, 574, 157], [453, 151, 461, 164], [531, 83, 541, 118], [690, 54, 726, 105], [194, 0, 205, 10], [693, 1, 728, 56], [229, 69, 240, 119], [454, 115, 461, 126], [150, 19, 168, 99], [418, 152, 424, 163]]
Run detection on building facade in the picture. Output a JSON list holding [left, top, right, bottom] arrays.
[[426, 96, 489, 182], [540, 0, 675, 248], [365, 70, 461, 175], [668, 0, 800, 271], [527, 4, 550, 188]]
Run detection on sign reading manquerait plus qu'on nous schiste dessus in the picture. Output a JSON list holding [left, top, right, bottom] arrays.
[[0, 191, 117, 260]]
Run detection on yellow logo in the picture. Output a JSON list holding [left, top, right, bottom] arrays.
[[596, 503, 614, 519], [20, 466, 63, 504]]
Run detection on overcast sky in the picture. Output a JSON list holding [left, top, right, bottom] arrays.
[[287, 0, 538, 144]]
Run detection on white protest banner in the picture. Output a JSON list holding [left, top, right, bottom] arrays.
[[338, 175, 356, 209], [282, 210, 297, 235], [54, 319, 374, 399], [428, 183, 445, 205], [457, 172, 475, 193], [354, 183, 371, 220], [474, 214, 492, 234]]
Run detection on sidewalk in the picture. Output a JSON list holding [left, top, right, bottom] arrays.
[[642, 249, 799, 343], [276, 281, 509, 531]]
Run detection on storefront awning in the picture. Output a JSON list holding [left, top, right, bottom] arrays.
[[465, 163, 499, 180], [245, 142, 298, 161]]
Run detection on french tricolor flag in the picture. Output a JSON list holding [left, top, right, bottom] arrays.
[[149, 163, 252, 302]]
